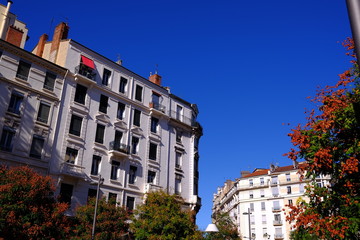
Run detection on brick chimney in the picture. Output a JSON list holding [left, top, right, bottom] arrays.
[[149, 73, 162, 86], [49, 22, 69, 62], [5, 25, 23, 47], [35, 33, 48, 57]]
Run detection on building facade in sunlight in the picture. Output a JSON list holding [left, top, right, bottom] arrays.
[[212, 162, 330, 240], [0, 3, 202, 215]]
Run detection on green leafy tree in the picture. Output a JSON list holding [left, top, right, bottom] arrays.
[[130, 190, 203, 240], [204, 212, 241, 240], [72, 197, 131, 240], [285, 38, 360, 239], [0, 165, 72, 239]]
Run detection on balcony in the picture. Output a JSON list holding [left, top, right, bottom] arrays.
[[74, 64, 96, 82], [149, 102, 166, 113], [60, 162, 85, 178], [273, 220, 283, 226], [109, 141, 130, 158], [145, 183, 162, 193], [272, 207, 282, 212], [274, 234, 284, 239], [169, 110, 195, 126]]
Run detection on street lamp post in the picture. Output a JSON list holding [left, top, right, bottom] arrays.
[[346, 0, 360, 67], [91, 175, 104, 240], [205, 222, 219, 240], [243, 208, 252, 240]]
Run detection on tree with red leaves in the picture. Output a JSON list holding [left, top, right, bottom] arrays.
[[285, 38, 360, 239], [0, 165, 72, 239]]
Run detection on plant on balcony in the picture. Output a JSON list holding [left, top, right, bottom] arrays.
[[285, 38, 360, 239], [0, 165, 72, 239]]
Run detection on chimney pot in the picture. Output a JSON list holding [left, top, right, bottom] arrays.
[[149, 73, 162, 86]]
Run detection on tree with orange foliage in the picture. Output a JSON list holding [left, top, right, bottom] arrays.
[[285, 38, 360, 239], [0, 165, 72, 239]]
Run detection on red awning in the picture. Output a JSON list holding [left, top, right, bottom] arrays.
[[81, 55, 95, 69]]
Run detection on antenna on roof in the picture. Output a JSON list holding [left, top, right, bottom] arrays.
[[48, 17, 54, 37], [155, 64, 159, 74], [116, 54, 122, 65]]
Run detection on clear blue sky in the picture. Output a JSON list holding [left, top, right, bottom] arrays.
[[9, 0, 351, 230]]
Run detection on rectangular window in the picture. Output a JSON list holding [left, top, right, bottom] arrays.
[[175, 152, 182, 169], [37, 102, 51, 124], [175, 174, 181, 194], [250, 203, 254, 212], [300, 183, 305, 193], [261, 202, 266, 211], [288, 199, 293, 206], [129, 165, 137, 184], [147, 170, 156, 183], [261, 189, 265, 197], [126, 196, 135, 210], [273, 200, 280, 211], [262, 214, 267, 224], [249, 191, 253, 199], [114, 130, 123, 149], [150, 117, 159, 133], [250, 215, 255, 225], [133, 109, 141, 127], [117, 102, 125, 120], [176, 105, 183, 121], [149, 142, 157, 160], [249, 179, 253, 186], [91, 155, 101, 175], [110, 161, 120, 180], [74, 84, 87, 104], [65, 147, 78, 164], [88, 188, 97, 201], [16, 60, 31, 80], [69, 115, 82, 136], [260, 177, 264, 185], [102, 68, 111, 85], [0, 127, 15, 152], [131, 136, 139, 154], [271, 176, 278, 185], [99, 95, 108, 114], [272, 187, 279, 197], [287, 186, 292, 194], [135, 85, 143, 101], [43, 72, 56, 91], [109, 192, 117, 205], [119, 77, 127, 93], [176, 130, 182, 143], [29, 135, 44, 159], [59, 183, 73, 205], [95, 124, 105, 144], [286, 173, 291, 182], [8, 91, 23, 114]]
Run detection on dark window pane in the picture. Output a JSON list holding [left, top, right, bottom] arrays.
[[37, 103, 50, 124], [59, 183, 73, 205], [126, 196, 135, 210], [0, 127, 15, 152], [16, 60, 31, 80], [69, 115, 82, 136], [8, 91, 23, 114], [74, 84, 87, 104], [44, 72, 56, 91], [95, 124, 105, 144], [129, 165, 137, 184], [29, 135, 44, 158], [135, 85, 142, 101], [91, 155, 101, 175], [149, 143, 157, 160], [133, 109, 141, 127], [99, 95, 108, 114], [102, 68, 111, 85], [119, 77, 127, 93]]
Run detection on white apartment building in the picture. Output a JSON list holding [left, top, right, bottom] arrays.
[[0, 4, 202, 216], [0, 3, 68, 175], [212, 163, 330, 240]]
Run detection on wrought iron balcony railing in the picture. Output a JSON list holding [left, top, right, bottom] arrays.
[[149, 102, 166, 113], [109, 141, 130, 154], [75, 64, 96, 81]]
